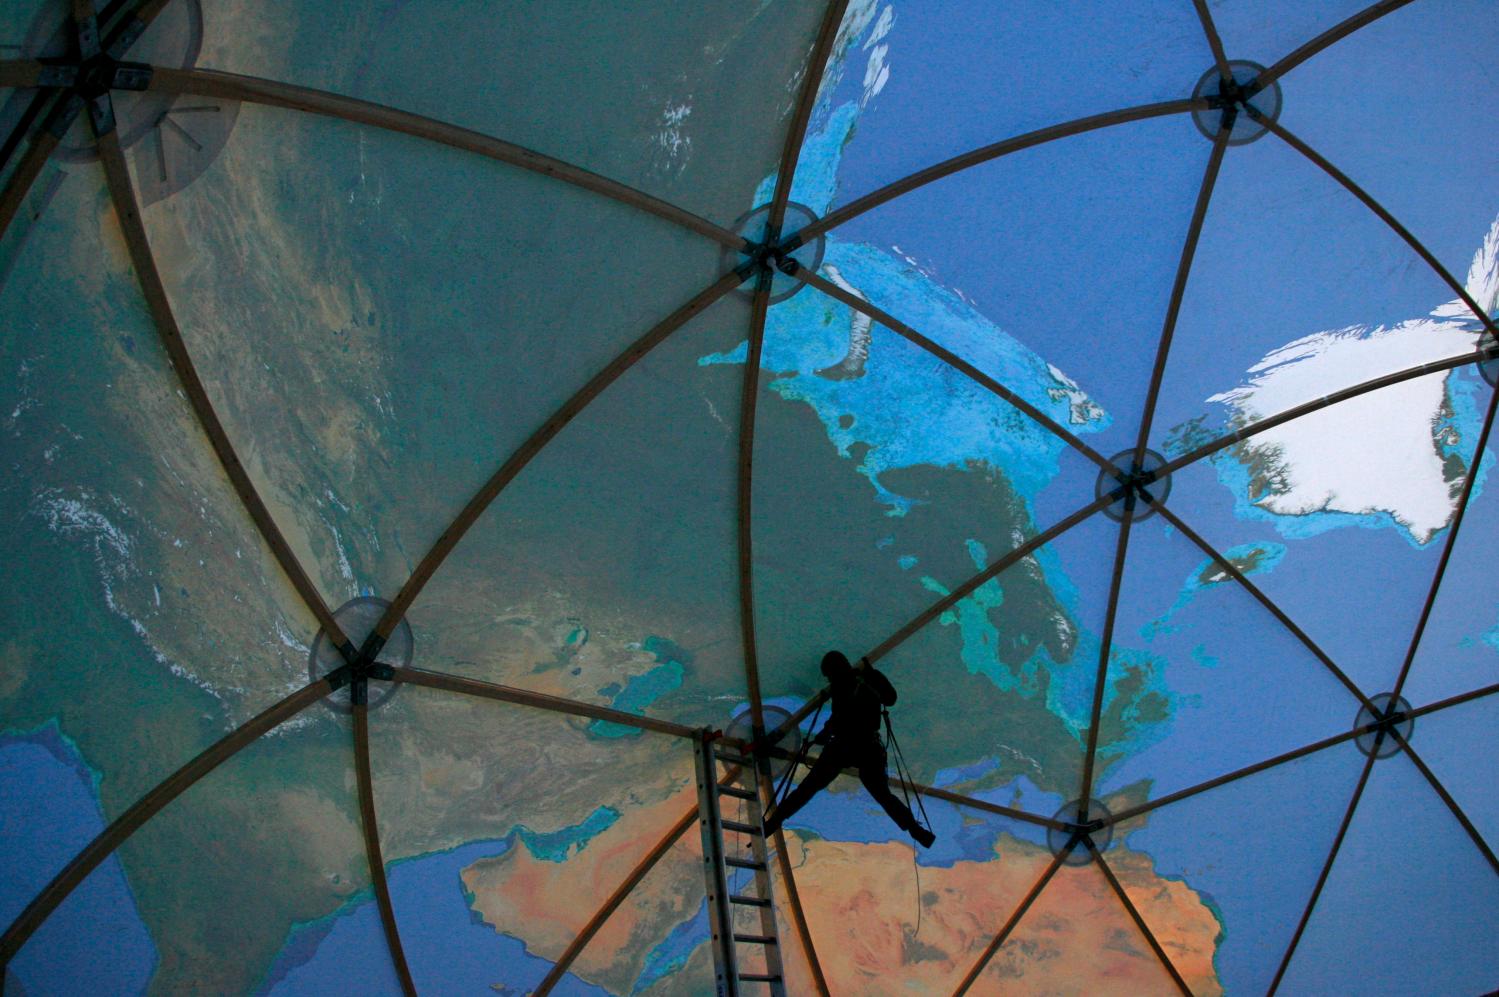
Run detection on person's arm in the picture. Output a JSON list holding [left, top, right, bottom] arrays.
[[866, 664, 897, 707]]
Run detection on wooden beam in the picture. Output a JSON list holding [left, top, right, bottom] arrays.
[[368, 269, 743, 646], [146, 67, 745, 250], [387, 666, 699, 740], [353, 702, 417, 996], [0, 679, 331, 966], [95, 124, 350, 650]]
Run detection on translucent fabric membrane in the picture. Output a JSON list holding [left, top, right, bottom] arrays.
[[978, 860, 1193, 995], [787, 799, 1037, 994], [572, 831, 713, 997], [138, 101, 724, 604], [1206, 0, 1373, 65], [1119, 745, 1365, 995], [873, 508, 1119, 796], [412, 296, 750, 731], [10, 715, 391, 995], [1151, 122, 1477, 455], [1276, 0, 1499, 290], [1160, 449, 1454, 698], [749, 283, 1103, 713], [1400, 456, 1499, 706], [1412, 694, 1499, 852], [4, 0, 1499, 993], [1278, 752, 1499, 996], [367, 684, 698, 994], [192, 0, 828, 226], [0, 159, 320, 822], [816, 0, 1209, 207], [834, 111, 1211, 459], [1096, 512, 1359, 800]]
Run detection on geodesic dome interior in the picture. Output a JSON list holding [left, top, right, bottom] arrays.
[[3, 1, 1498, 994]]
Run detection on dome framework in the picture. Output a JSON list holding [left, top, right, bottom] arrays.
[[1, 0, 1497, 994]]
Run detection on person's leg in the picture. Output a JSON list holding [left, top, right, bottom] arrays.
[[858, 747, 935, 846], [764, 743, 845, 836]]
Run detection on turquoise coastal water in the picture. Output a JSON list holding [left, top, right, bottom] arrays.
[[590, 637, 689, 739]]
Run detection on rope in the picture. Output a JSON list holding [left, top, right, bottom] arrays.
[[883, 709, 932, 831], [882, 707, 930, 940], [772, 699, 824, 811]]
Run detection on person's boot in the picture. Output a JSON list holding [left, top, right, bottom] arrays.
[[910, 824, 935, 848]]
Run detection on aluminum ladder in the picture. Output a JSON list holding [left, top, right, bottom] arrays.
[[694, 731, 786, 996]]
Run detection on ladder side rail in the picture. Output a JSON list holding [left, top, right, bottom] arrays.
[[746, 754, 787, 995], [695, 735, 740, 997]]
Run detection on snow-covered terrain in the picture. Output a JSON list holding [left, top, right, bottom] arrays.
[[1206, 216, 1499, 544]]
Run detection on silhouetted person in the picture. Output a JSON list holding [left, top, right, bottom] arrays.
[[764, 651, 935, 848]]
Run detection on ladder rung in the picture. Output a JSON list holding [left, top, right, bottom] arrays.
[[729, 894, 771, 908], [739, 974, 782, 984], [721, 819, 763, 836], [717, 751, 753, 766], [726, 857, 766, 871], [718, 784, 757, 800], [734, 934, 778, 946]]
